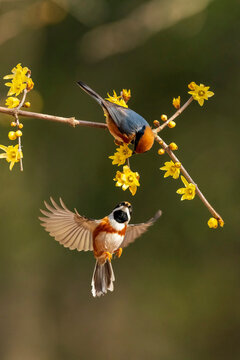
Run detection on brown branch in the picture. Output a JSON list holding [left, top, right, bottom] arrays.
[[0, 106, 108, 129], [154, 134, 223, 221]]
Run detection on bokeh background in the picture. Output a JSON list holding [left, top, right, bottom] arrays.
[[0, 0, 239, 359]]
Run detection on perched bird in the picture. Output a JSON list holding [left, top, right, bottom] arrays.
[[77, 81, 155, 154], [39, 198, 162, 297]]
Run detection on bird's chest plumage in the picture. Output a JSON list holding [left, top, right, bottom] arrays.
[[93, 217, 126, 255], [95, 232, 124, 253]]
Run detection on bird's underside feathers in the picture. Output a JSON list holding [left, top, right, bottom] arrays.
[[39, 198, 96, 251], [39, 198, 162, 252]]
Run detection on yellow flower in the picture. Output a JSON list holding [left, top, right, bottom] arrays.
[[188, 83, 214, 106], [109, 152, 125, 166], [5, 78, 27, 97], [160, 160, 181, 179], [114, 165, 140, 196], [3, 63, 29, 81], [109, 144, 132, 166], [176, 176, 196, 200], [5, 97, 20, 108], [172, 96, 181, 109], [121, 89, 131, 102], [117, 143, 132, 158], [207, 217, 218, 229], [0, 144, 23, 170], [4, 63, 31, 96], [106, 90, 128, 108]]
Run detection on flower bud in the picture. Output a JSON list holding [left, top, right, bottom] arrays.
[[169, 142, 178, 150], [158, 148, 165, 155], [8, 131, 17, 140], [218, 219, 224, 227], [168, 121, 176, 128], [153, 120, 160, 127], [161, 114, 168, 121], [15, 130, 22, 137], [188, 82, 196, 90], [208, 217, 218, 229], [172, 96, 180, 109], [175, 162, 181, 168]]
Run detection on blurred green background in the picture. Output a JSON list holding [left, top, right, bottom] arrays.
[[0, 0, 239, 359]]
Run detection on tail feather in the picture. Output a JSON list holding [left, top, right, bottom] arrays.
[[91, 260, 115, 297], [77, 81, 104, 106]]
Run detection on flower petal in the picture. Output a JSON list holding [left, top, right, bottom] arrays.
[[0, 145, 7, 151], [181, 176, 189, 187], [9, 161, 15, 170]]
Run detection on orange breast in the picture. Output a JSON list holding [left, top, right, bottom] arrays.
[[135, 126, 154, 153], [93, 217, 126, 255]]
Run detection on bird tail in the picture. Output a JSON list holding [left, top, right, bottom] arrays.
[[77, 81, 104, 106], [91, 260, 115, 297]]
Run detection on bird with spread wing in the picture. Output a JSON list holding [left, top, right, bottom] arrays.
[[39, 198, 162, 297]]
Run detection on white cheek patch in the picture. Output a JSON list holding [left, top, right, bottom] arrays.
[[108, 215, 126, 231], [125, 208, 131, 222]]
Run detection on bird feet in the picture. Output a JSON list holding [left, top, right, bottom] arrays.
[[114, 248, 122, 258], [103, 251, 112, 262]]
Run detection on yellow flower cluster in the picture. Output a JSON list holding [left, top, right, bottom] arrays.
[[160, 160, 195, 200], [0, 63, 33, 171], [4, 63, 34, 101], [109, 143, 138, 195], [106, 89, 130, 108], [114, 165, 140, 196]]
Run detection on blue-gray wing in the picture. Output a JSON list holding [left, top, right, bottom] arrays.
[[104, 101, 149, 136]]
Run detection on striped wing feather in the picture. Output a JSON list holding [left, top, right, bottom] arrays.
[[39, 197, 97, 251], [121, 210, 162, 248]]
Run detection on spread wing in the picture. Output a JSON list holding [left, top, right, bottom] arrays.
[[104, 100, 148, 136], [121, 210, 162, 248], [39, 198, 97, 251]]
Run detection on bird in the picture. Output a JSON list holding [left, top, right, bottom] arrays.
[[77, 81, 155, 154], [39, 198, 162, 297]]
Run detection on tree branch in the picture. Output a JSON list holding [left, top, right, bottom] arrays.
[[0, 106, 108, 129], [154, 133, 223, 221], [154, 97, 193, 133]]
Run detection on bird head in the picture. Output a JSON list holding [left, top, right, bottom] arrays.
[[112, 201, 132, 223]]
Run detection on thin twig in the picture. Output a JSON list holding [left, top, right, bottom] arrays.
[[0, 106, 108, 129], [153, 97, 193, 133], [154, 134, 223, 221]]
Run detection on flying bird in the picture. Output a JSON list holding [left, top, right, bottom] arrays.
[[39, 198, 162, 297], [77, 81, 155, 154]]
